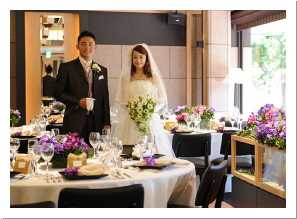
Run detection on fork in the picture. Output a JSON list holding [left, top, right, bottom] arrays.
[[50, 175, 56, 183], [57, 174, 62, 182]]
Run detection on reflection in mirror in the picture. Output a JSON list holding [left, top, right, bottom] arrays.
[[40, 15, 64, 105]]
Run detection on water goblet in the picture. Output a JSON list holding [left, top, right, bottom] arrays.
[[32, 143, 42, 177], [147, 132, 155, 156], [10, 138, 20, 167], [230, 117, 235, 128], [89, 132, 100, 159], [28, 139, 38, 178], [51, 128, 60, 137], [41, 143, 54, 179], [97, 136, 108, 162]]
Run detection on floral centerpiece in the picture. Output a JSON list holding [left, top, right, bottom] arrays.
[[192, 105, 215, 129], [237, 103, 286, 150], [10, 109, 21, 126], [126, 94, 156, 135], [37, 132, 94, 168], [52, 101, 66, 111], [175, 105, 193, 126]]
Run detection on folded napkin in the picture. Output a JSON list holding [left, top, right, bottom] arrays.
[[56, 118, 63, 123], [133, 160, 172, 167], [21, 130, 30, 136], [77, 163, 111, 176], [132, 147, 155, 158], [158, 157, 191, 165], [176, 128, 194, 132], [29, 131, 40, 136]]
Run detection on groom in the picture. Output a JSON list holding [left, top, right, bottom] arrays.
[[53, 30, 110, 145]]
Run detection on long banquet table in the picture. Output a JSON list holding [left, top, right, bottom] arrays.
[[10, 159, 196, 208]]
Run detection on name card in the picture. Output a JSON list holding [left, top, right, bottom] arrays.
[[67, 153, 87, 168], [13, 154, 31, 174]]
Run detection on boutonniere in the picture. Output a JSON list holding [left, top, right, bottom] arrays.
[[98, 75, 104, 80], [92, 63, 101, 73]]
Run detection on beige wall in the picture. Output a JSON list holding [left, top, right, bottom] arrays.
[[203, 10, 231, 117], [93, 45, 189, 110]]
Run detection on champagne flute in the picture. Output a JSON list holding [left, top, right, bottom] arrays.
[[41, 143, 54, 179], [39, 117, 46, 132], [28, 139, 38, 178], [89, 132, 100, 159], [30, 119, 36, 132], [136, 135, 148, 161], [10, 138, 20, 167], [32, 144, 42, 177], [147, 132, 155, 156], [35, 115, 40, 132]]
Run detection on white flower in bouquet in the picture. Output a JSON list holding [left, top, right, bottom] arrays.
[[126, 94, 156, 134]]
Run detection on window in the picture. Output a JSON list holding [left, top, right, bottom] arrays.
[[243, 19, 286, 116]]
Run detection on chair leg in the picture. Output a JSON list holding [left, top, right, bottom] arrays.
[[203, 180, 215, 208], [199, 174, 203, 181], [215, 174, 227, 208]]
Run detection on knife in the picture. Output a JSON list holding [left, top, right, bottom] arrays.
[[123, 172, 132, 178]]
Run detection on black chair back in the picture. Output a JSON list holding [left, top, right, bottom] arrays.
[[219, 131, 238, 155], [123, 144, 134, 154], [172, 133, 211, 157], [58, 184, 144, 208], [195, 160, 228, 208], [11, 201, 56, 208]]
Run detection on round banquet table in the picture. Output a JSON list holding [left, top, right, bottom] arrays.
[[10, 159, 196, 208]]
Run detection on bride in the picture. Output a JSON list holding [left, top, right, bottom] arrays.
[[112, 43, 175, 158]]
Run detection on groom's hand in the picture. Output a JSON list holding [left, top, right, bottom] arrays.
[[79, 98, 87, 109]]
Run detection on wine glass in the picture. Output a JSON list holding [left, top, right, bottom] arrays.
[[230, 117, 235, 128], [97, 136, 108, 162], [147, 132, 155, 156], [39, 117, 46, 132], [39, 108, 45, 118], [110, 107, 118, 124], [28, 139, 38, 178], [45, 109, 51, 119], [51, 128, 60, 137], [89, 132, 100, 159], [30, 119, 36, 132], [136, 135, 148, 161], [41, 143, 54, 179], [115, 140, 123, 171], [10, 138, 20, 167]]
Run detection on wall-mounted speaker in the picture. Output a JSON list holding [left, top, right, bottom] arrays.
[[167, 13, 187, 26]]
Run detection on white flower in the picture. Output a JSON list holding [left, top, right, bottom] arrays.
[[148, 104, 153, 110], [137, 113, 142, 118], [92, 63, 101, 72], [142, 101, 147, 105], [139, 124, 145, 129], [143, 109, 148, 115], [137, 107, 143, 113]]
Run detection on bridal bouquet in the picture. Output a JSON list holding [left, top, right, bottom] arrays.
[[126, 94, 156, 134], [238, 104, 286, 150], [37, 132, 94, 168]]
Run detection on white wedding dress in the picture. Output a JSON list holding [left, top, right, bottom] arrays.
[[115, 80, 176, 158]]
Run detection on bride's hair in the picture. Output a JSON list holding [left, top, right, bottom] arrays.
[[131, 45, 152, 77]]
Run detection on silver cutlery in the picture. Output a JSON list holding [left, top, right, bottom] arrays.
[[123, 172, 132, 178], [51, 175, 56, 183], [57, 174, 62, 182]]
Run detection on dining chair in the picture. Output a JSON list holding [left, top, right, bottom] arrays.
[[168, 160, 228, 208], [172, 133, 211, 181], [11, 201, 56, 208], [58, 184, 144, 208], [122, 144, 134, 154], [211, 131, 254, 174]]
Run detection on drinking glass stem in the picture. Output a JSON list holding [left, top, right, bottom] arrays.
[[46, 161, 49, 177]]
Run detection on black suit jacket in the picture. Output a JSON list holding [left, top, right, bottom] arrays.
[[53, 57, 110, 136], [43, 75, 55, 97]]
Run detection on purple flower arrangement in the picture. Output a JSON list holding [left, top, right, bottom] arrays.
[[175, 105, 192, 125], [170, 126, 179, 133], [238, 104, 286, 150], [217, 126, 224, 131], [10, 109, 21, 125], [192, 105, 215, 120], [64, 167, 79, 177], [12, 131, 22, 137], [37, 132, 94, 168], [50, 118, 57, 124], [144, 156, 156, 166], [219, 116, 225, 122], [52, 101, 66, 111]]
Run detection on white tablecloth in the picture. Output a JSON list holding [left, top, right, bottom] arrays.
[[10, 158, 196, 208]]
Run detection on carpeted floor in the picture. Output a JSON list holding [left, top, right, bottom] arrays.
[[208, 192, 234, 208]]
